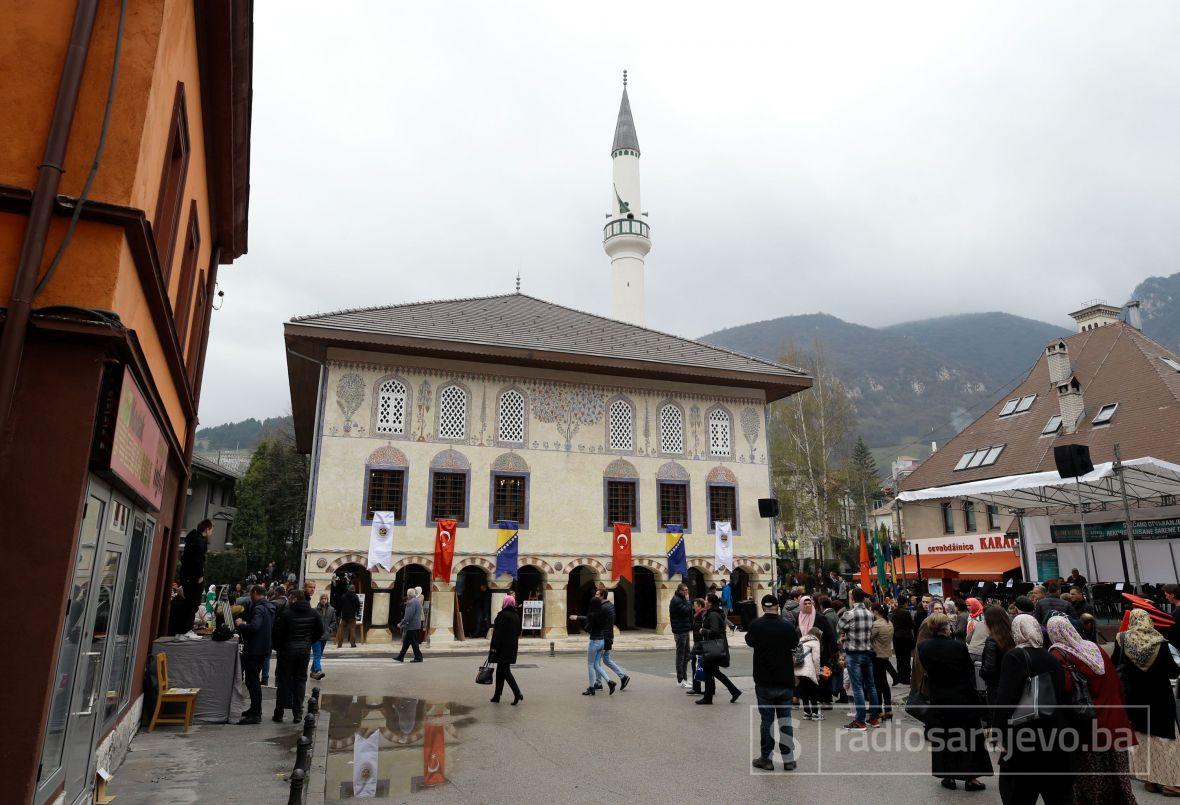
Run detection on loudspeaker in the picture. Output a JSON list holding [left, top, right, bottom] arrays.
[[758, 498, 780, 518], [1054, 443, 1093, 479]]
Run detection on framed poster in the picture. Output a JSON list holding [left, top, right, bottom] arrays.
[[928, 579, 943, 598], [521, 600, 543, 631], [356, 593, 366, 623]]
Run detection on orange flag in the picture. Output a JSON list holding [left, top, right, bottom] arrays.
[[422, 716, 446, 787], [858, 528, 873, 594]]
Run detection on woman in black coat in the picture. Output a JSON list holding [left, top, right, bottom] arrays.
[[978, 606, 1014, 711], [1114, 608, 1180, 794], [992, 613, 1071, 805], [489, 596, 523, 704], [916, 614, 993, 792], [696, 594, 741, 705]]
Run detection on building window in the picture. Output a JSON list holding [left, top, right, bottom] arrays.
[[998, 398, 1019, 417], [491, 473, 527, 525], [185, 270, 208, 382], [605, 479, 637, 528], [964, 500, 977, 532], [1092, 403, 1118, 425], [437, 385, 467, 440], [364, 468, 405, 523], [1162, 357, 1180, 372], [707, 407, 732, 457], [154, 82, 190, 282], [376, 379, 408, 435], [173, 203, 201, 350], [658, 481, 689, 530], [987, 504, 1001, 531], [430, 471, 467, 524], [1042, 415, 1062, 435], [608, 398, 634, 452], [1014, 394, 1036, 413], [498, 389, 525, 444], [659, 403, 684, 454], [707, 484, 737, 532], [941, 501, 955, 534], [980, 445, 1005, 466]]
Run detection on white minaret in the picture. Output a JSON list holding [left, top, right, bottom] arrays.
[[605, 70, 650, 326]]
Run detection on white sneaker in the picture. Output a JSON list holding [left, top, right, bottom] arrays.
[[678, 679, 690, 689]]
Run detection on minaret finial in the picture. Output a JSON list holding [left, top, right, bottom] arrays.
[[515, 271, 521, 293], [623, 69, 627, 88]]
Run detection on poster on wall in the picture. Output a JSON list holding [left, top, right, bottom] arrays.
[[927, 579, 944, 598], [356, 594, 366, 624], [521, 600, 543, 631], [91, 365, 167, 511]]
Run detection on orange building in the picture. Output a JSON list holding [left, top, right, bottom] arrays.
[[0, 1, 252, 802]]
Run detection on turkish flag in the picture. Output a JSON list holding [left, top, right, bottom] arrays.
[[433, 519, 457, 582], [612, 523, 633, 582], [422, 717, 446, 787]]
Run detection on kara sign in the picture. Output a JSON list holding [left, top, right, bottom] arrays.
[[1051, 518, 1180, 544], [91, 365, 167, 511], [907, 534, 1018, 554]]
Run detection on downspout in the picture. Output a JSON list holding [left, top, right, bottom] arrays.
[[0, 0, 100, 433]]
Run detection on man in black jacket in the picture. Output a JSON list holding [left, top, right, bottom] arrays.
[[272, 590, 324, 723], [234, 585, 275, 724], [669, 583, 693, 688], [336, 585, 361, 647], [746, 595, 800, 772], [174, 519, 212, 634], [891, 596, 916, 685]]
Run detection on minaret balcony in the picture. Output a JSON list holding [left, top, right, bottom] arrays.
[[603, 218, 650, 243]]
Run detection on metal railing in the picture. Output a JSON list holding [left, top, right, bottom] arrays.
[[603, 218, 650, 242]]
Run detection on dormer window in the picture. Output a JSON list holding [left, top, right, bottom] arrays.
[[1092, 403, 1118, 426], [955, 445, 1006, 470], [1042, 415, 1062, 435]]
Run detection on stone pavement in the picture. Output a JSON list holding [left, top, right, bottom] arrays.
[[323, 629, 674, 659]]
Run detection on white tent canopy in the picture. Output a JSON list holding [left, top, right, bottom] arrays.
[[898, 456, 1180, 513]]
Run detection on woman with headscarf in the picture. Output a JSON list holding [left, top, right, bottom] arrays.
[[489, 595, 523, 704], [916, 613, 993, 792], [965, 598, 989, 660], [798, 596, 835, 707], [991, 613, 1071, 805], [796, 627, 825, 719], [1115, 608, 1180, 795], [945, 599, 968, 642], [1048, 615, 1137, 803]]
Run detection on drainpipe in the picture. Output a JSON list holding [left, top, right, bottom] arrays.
[[0, 0, 101, 433]]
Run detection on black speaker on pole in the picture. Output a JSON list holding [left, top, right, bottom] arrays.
[[758, 498, 780, 518], [1053, 444, 1094, 479]]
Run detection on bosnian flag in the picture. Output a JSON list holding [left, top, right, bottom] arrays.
[[665, 528, 688, 579], [433, 519, 457, 582], [496, 520, 519, 579], [612, 523, 633, 581]]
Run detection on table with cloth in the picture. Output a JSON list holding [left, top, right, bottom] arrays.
[[150, 636, 247, 723]]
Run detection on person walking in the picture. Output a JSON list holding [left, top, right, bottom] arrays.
[[395, 587, 424, 662], [598, 591, 632, 692], [1114, 608, 1180, 796], [310, 593, 335, 681], [991, 613, 1071, 805], [1047, 616, 1136, 803], [721, 580, 734, 620], [336, 584, 360, 648], [917, 613, 993, 791], [489, 595, 523, 705], [891, 596, 916, 686], [697, 593, 742, 705], [838, 589, 880, 730], [272, 589, 323, 723], [870, 603, 895, 719], [670, 583, 694, 689], [746, 595, 800, 772], [570, 597, 612, 695], [978, 605, 1014, 712], [687, 597, 707, 697], [234, 585, 275, 725]]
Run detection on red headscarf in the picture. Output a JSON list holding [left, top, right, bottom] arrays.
[[965, 597, 984, 638]]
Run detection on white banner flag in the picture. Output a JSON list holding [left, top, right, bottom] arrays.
[[368, 511, 396, 572], [352, 730, 379, 798], [714, 521, 733, 572]]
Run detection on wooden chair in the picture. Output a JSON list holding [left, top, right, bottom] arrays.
[[148, 651, 200, 732]]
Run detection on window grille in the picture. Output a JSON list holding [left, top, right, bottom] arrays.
[[376, 379, 407, 435], [438, 385, 467, 440], [659, 404, 684, 454], [366, 469, 405, 520], [431, 472, 466, 522], [658, 482, 688, 529], [492, 475, 526, 523], [707, 408, 731, 456], [498, 389, 525, 443], [708, 486, 736, 527], [606, 480, 637, 526], [609, 399, 634, 451]]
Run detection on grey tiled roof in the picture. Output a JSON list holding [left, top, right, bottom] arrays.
[[290, 293, 806, 380], [612, 88, 640, 154]]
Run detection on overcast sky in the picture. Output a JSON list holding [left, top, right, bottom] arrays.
[[198, 1, 1180, 427]]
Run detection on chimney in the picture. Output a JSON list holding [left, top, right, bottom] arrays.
[[1045, 340, 1071, 386], [1057, 376, 1084, 433], [1126, 300, 1143, 331]]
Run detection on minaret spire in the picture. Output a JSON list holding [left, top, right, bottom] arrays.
[[604, 71, 650, 326]]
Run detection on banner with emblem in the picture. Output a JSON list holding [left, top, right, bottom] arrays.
[[352, 729, 379, 798], [496, 520, 519, 579], [714, 521, 734, 572], [368, 511, 396, 572], [433, 519, 457, 581], [665, 527, 688, 579], [612, 523, 633, 581], [422, 715, 447, 787]]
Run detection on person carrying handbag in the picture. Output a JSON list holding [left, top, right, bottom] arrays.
[[488, 595, 523, 705], [697, 593, 741, 705]]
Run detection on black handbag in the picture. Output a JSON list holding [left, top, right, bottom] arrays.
[[1010, 649, 1057, 725], [904, 679, 934, 725], [475, 658, 494, 685], [700, 637, 730, 668]]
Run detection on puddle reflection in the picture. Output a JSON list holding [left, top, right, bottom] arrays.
[[322, 695, 467, 800]]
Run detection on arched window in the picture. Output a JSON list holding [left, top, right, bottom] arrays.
[[375, 378, 407, 435], [608, 398, 634, 451], [438, 385, 467, 440], [659, 403, 684, 454], [707, 407, 731, 457], [498, 388, 525, 444]]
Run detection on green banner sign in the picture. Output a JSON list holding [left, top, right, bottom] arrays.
[[1051, 518, 1180, 544]]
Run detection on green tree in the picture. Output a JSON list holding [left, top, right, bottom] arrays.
[[230, 433, 309, 575], [843, 436, 880, 534]]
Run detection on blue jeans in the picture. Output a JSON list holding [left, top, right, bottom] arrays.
[[601, 649, 626, 679], [311, 639, 326, 673], [845, 650, 879, 723], [587, 639, 608, 686], [755, 685, 794, 762]]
